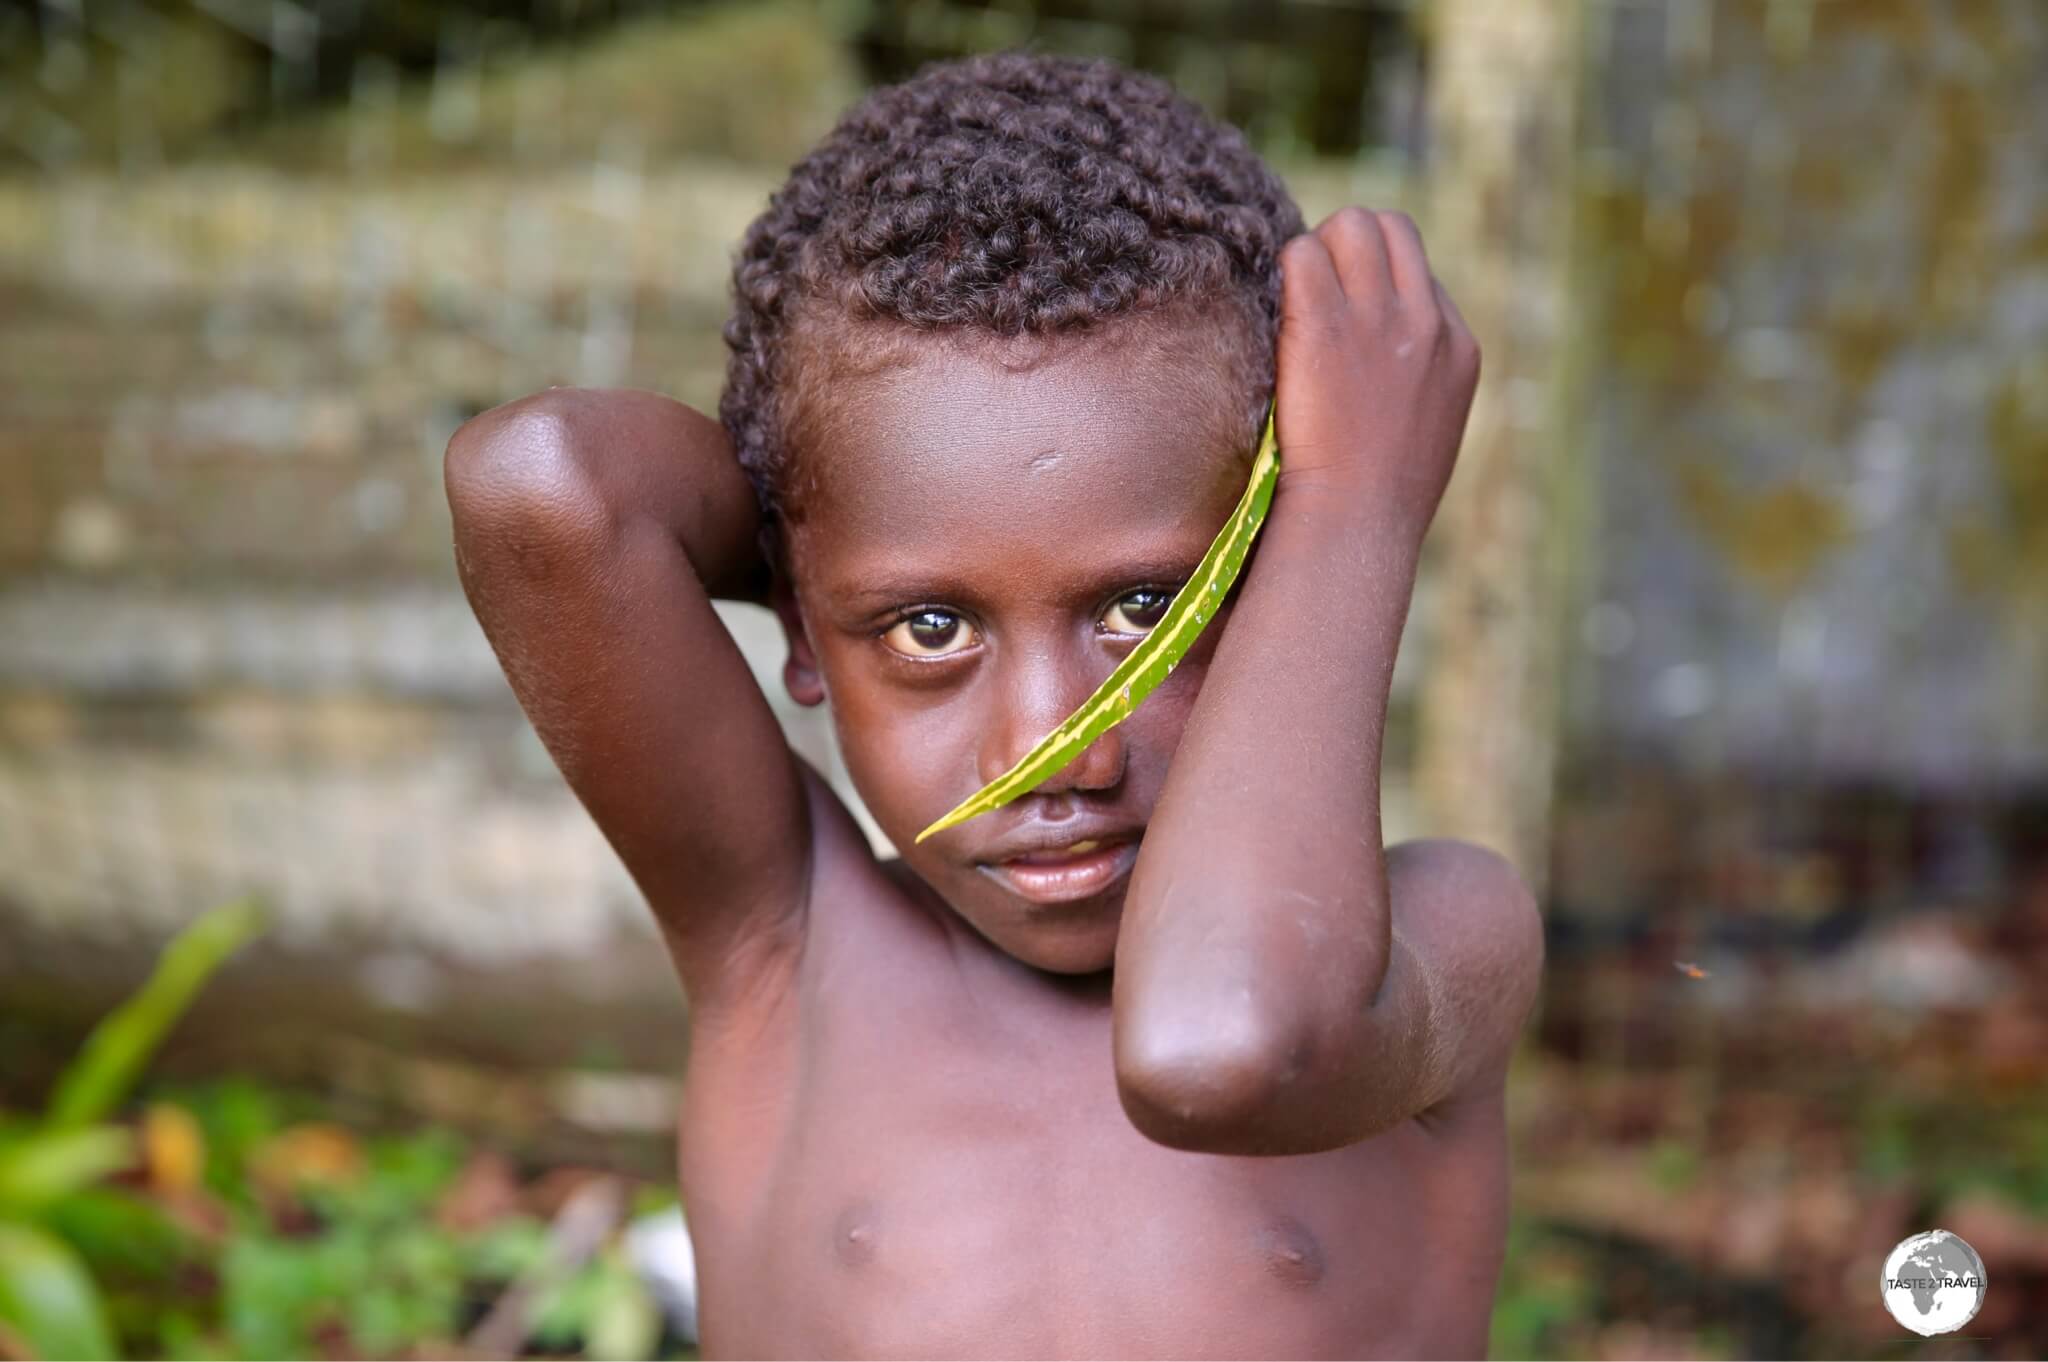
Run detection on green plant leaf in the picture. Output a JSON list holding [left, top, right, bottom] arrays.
[[46, 899, 267, 1131], [39, 1189, 190, 1282], [583, 1250, 660, 1362], [0, 1126, 138, 1215], [0, 1222, 120, 1361], [916, 404, 1281, 843]]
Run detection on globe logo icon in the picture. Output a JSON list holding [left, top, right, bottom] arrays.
[[1880, 1230, 1986, 1336]]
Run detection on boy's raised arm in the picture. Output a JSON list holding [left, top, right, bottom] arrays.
[[1112, 209, 1542, 1155], [444, 387, 810, 1007]]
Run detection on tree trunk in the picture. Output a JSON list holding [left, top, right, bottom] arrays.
[[1415, 0, 1586, 892]]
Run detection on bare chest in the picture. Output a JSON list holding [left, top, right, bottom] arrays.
[[677, 956, 1507, 1359]]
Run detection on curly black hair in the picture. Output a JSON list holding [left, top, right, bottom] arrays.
[[719, 49, 1305, 549]]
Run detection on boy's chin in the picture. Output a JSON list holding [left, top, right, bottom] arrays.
[[959, 903, 1122, 977], [1011, 936, 1118, 977]]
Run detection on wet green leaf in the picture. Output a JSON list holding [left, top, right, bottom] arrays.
[[0, 1222, 119, 1361], [916, 404, 1280, 843], [39, 1189, 189, 1282], [584, 1250, 660, 1361], [0, 1126, 137, 1215], [46, 899, 266, 1131]]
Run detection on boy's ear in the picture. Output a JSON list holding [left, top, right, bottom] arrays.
[[769, 574, 827, 708]]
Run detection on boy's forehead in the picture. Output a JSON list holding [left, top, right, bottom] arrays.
[[795, 323, 1252, 537]]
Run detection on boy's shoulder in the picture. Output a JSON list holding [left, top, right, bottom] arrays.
[[1385, 836, 1543, 1126]]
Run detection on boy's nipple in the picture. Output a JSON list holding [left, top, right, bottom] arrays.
[[833, 1199, 880, 1267], [1256, 1215, 1326, 1288]]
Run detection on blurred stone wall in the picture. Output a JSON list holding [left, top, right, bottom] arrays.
[[0, 161, 837, 1046], [0, 7, 881, 1051], [0, 2, 1394, 1052], [11, 0, 2042, 1053]]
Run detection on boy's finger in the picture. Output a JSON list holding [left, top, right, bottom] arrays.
[[1279, 232, 1346, 325], [1376, 211, 1433, 304], [1316, 206, 1395, 311]]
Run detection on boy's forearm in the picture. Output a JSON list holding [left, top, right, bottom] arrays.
[[1112, 472, 1429, 1153]]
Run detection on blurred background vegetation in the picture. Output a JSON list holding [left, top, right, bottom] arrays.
[[2, 0, 2045, 1357]]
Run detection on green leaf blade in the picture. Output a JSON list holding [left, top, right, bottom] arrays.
[[0, 1223, 120, 1362], [914, 406, 1280, 844], [0, 1127, 138, 1216], [46, 898, 267, 1131]]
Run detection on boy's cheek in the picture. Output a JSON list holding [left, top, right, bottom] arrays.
[[827, 702, 965, 833], [1135, 675, 1204, 769]]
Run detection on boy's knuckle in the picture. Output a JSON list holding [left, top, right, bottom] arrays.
[[1279, 236, 1331, 285], [1319, 207, 1370, 251]]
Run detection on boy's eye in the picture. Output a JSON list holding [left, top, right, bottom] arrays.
[[1102, 588, 1175, 636], [881, 609, 977, 659]]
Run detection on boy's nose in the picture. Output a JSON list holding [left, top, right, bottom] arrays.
[[977, 662, 1127, 794]]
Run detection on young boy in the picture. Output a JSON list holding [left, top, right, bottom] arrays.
[[446, 52, 1542, 1358]]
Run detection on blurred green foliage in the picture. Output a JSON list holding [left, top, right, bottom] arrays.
[[0, 899, 263, 1361], [0, 906, 677, 1360], [2, 0, 864, 172], [1488, 1218, 1598, 1361], [79, 1074, 681, 1359], [1857, 1090, 2048, 1215], [2, 0, 1423, 174]]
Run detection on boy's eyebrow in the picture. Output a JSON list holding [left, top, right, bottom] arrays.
[[825, 552, 1209, 612]]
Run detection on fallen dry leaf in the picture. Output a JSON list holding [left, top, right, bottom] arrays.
[[250, 1122, 364, 1195], [143, 1103, 206, 1194]]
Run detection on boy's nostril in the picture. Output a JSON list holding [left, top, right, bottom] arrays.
[[1045, 731, 1126, 794]]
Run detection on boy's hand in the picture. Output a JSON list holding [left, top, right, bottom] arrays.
[[1273, 207, 1479, 545]]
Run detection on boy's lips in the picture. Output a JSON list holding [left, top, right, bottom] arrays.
[[979, 834, 1143, 904], [976, 817, 1145, 865]]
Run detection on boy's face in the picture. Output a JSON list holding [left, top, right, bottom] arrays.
[[774, 319, 1254, 975]]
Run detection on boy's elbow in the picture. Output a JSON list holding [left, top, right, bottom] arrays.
[[447, 392, 579, 503], [444, 394, 614, 551], [1114, 1006, 1314, 1155]]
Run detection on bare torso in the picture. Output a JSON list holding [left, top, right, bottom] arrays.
[[676, 771, 1511, 1359]]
